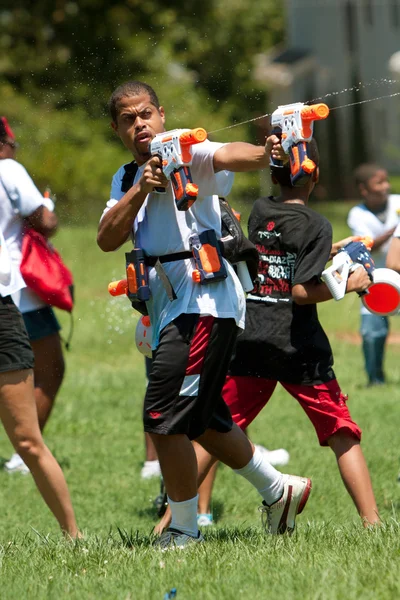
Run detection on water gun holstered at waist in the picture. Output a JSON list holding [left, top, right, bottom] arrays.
[[189, 229, 227, 285]]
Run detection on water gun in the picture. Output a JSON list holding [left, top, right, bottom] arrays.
[[270, 102, 329, 186], [108, 249, 150, 314], [150, 127, 208, 211], [189, 229, 227, 285], [321, 237, 400, 315], [321, 237, 374, 300]]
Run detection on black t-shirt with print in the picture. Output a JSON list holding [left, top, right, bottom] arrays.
[[229, 196, 335, 385]]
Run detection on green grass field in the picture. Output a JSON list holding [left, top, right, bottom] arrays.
[[1, 202, 400, 599]]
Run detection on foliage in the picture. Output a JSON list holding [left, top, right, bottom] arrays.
[[0, 0, 284, 221]]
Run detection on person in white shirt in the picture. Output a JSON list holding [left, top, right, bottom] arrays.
[[0, 116, 67, 474], [0, 224, 79, 537], [98, 81, 312, 549], [347, 164, 400, 386]]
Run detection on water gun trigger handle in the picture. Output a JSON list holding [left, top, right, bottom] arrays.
[[151, 151, 166, 194], [288, 142, 316, 186], [171, 166, 199, 211], [348, 262, 369, 297], [321, 257, 350, 301]]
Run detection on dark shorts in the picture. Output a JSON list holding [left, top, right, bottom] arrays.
[[22, 306, 61, 342], [222, 376, 362, 446], [144, 314, 238, 440], [0, 296, 35, 373]]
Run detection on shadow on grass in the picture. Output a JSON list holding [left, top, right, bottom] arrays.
[[210, 499, 224, 524]]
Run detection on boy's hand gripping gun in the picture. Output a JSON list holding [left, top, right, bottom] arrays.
[[270, 102, 329, 186], [150, 127, 208, 211], [321, 238, 375, 301], [321, 238, 400, 316]]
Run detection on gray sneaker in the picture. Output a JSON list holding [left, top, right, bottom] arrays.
[[260, 475, 312, 535], [153, 528, 204, 550]]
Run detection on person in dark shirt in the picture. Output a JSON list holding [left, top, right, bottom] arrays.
[[155, 136, 380, 533]]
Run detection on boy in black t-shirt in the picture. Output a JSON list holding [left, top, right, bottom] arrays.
[[155, 137, 380, 534], [224, 138, 379, 526]]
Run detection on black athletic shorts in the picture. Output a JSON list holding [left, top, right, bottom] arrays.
[[23, 306, 61, 342], [143, 313, 238, 440], [0, 295, 34, 373]]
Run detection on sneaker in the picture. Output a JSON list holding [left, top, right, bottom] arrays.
[[141, 460, 161, 480], [153, 527, 204, 550], [4, 453, 30, 475], [254, 444, 290, 467], [197, 513, 213, 527], [260, 474, 312, 535], [153, 478, 168, 517]]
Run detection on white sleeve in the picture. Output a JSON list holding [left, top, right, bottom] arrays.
[[191, 141, 234, 198], [347, 207, 373, 237], [110, 166, 126, 202], [394, 223, 400, 238], [1, 159, 46, 217], [100, 167, 126, 221], [0, 227, 11, 286]]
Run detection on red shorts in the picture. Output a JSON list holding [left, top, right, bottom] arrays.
[[222, 376, 361, 446]]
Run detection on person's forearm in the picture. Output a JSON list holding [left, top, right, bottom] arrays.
[[97, 184, 147, 252], [213, 142, 269, 172], [386, 237, 400, 272], [372, 227, 396, 250], [292, 281, 333, 305]]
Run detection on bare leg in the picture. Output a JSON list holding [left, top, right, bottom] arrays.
[[196, 422, 254, 468], [30, 333, 65, 431], [193, 441, 218, 514], [145, 432, 158, 461], [0, 369, 79, 537], [328, 431, 380, 525], [149, 433, 198, 502], [154, 441, 218, 534], [198, 462, 218, 515]]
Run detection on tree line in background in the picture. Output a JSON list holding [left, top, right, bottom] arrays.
[[0, 0, 283, 222]]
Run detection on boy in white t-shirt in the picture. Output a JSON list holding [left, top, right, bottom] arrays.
[[347, 164, 400, 386], [98, 81, 312, 549]]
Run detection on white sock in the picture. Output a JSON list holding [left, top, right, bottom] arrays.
[[168, 495, 199, 538], [234, 446, 285, 505]]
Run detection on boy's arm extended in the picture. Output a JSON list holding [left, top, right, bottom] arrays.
[[292, 267, 371, 305], [372, 226, 397, 251], [213, 135, 284, 173]]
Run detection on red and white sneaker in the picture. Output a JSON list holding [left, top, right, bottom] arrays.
[[260, 475, 312, 535]]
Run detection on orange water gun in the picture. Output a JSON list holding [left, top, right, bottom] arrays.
[[270, 102, 329, 186], [150, 127, 208, 211]]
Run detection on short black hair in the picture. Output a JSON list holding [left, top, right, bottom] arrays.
[[354, 163, 384, 189], [271, 138, 320, 188], [108, 81, 160, 123]]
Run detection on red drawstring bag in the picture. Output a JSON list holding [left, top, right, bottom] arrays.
[[20, 227, 74, 312]]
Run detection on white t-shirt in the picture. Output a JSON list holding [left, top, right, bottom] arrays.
[[347, 194, 400, 314], [394, 222, 400, 238], [103, 140, 246, 348], [0, 226, 11, 291], [0, 158, 51, 311]]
